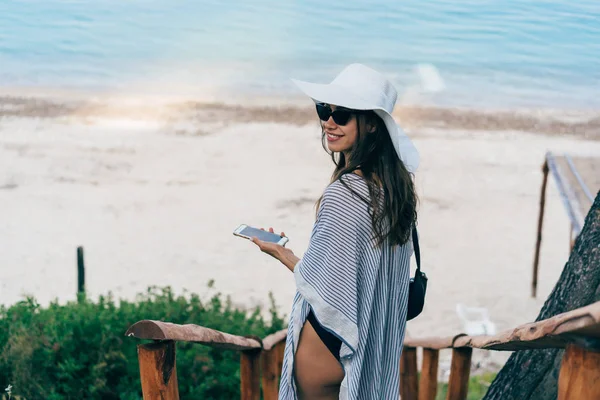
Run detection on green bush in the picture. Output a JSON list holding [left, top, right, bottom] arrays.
[[0, 283, 286, 400]]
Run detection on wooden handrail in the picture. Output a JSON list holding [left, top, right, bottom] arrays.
[[404, 334, 465, 350], [126, 320, 262, 351], [401, 301, 600, 400], [262, 329, 287, 351], [126, 301, 600, 400], [405, 301, 600, 352]]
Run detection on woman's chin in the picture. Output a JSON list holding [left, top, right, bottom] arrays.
[[327, 142, 349, 153]]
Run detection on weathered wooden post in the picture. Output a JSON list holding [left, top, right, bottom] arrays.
[[276, 341, 285, 376], [260, 330, 287, 400], [400, 346, 419, 400], [446, 347, 472, 400], [558, 344, 600, 400], [569, 223, 576, 251], [260, 349, 279, 400], [419, 348, 439, 400], [532, 160, 549, 298], [137, 341, 179, 400], [77, 246, 85, 298], [241, 349, 261, 400]]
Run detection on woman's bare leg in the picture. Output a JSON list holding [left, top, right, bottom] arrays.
[[294, 320, 345, 399]]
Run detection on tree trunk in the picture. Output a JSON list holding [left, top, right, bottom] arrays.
[[483, 191, 600, 400]]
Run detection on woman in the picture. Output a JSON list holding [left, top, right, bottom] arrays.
[[250, 64, 419, 399]]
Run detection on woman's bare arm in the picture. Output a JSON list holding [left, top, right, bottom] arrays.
[[278, 249, 300, 272]]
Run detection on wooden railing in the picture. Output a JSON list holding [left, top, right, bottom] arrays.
[[400, 301, 600, 400], [126, 301, 600, 400], [125, 320, 285, 400]]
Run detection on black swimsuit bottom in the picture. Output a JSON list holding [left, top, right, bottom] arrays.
[[307, 309, 342, 362]]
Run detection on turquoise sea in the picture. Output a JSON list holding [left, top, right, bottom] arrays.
[[1, 0, 599, 109]]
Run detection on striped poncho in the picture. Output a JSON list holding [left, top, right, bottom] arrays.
[[279, 173, 412, 399]]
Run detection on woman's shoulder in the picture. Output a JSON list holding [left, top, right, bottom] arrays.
[[318, 174, 372, 229], [323, 173, 370, 207]]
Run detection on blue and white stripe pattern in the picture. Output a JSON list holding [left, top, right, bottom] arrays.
[[279, 173, 412, 399]]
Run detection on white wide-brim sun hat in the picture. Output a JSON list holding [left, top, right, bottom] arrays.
[[291, 63, 419, 173]]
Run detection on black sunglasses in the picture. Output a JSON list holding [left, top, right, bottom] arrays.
[[315, 103, 359, 126]]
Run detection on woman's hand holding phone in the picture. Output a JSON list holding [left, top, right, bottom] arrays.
[[250, 227, 300, 272]]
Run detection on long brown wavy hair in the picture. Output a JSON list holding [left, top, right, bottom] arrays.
[[315, 109, 418, 247]]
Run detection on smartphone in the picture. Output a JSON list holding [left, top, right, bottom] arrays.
[[233, 224, 289, 246]]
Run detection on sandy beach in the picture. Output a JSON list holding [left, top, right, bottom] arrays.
[[2, 95, 600, 365]]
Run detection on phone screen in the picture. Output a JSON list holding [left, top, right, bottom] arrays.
[[240, 226, 283, 243]]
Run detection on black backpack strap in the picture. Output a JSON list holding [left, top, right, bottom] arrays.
[[412, 227, 421, 272]]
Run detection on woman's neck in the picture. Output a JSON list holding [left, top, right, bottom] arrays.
[[350, 169, 383, 188]]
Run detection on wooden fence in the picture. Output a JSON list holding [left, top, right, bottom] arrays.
[[126, 301, 600, 399]]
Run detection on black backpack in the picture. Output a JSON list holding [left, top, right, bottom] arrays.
[[407, 228, 427, 320]]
